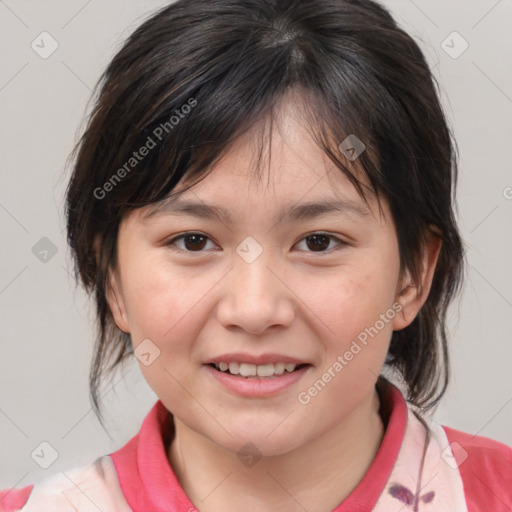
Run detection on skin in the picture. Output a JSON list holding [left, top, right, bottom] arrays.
[[106, 92, 441, 512]]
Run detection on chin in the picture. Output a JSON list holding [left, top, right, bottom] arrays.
[[224, 435, 300, 460], [205, 417, 307, 459]]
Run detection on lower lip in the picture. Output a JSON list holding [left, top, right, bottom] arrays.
[[204, 364, 311, 398]]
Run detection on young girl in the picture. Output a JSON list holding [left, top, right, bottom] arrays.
[[2, 0, 511, 510]]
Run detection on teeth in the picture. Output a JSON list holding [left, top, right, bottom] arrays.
[[274, 363, 285, 375], [239, 363, 257, 377], [228, 362, 239, 375], [214, 361, 299, 377], [256, 364, 274, 377]]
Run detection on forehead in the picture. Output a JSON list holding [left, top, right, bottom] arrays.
[[144, 97, 377, 222]]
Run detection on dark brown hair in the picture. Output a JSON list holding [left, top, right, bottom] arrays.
[[65, 0, 464, 426]]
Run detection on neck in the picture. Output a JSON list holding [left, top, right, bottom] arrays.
[[168, 387, 385, 512]]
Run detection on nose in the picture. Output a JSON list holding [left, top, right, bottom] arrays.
[[216, 251, 295, 335]]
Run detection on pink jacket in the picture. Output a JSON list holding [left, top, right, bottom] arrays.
[[2, 383, 511, 511]]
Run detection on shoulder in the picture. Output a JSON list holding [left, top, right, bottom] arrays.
[[1, 484, 34, 512], [0, 456, 132, 512], [442, 425, 512, 512]]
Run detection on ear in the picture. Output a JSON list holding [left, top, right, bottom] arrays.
[[94, 234, 131, 334], [105, 266, 131, 334], [392, 230, 442, 331]]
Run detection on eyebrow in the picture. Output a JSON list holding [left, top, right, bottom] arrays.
[[142, 197, 370, 224]]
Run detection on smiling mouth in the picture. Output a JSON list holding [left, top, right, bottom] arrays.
[[208, 362, 309, 379]]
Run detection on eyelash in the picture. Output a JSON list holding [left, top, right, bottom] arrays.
[[164, 231, 347, 255]]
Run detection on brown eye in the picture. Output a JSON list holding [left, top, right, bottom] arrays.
[[297, 233, 344, 253], [182, 234, 208, 251], [166, 233, 215, 252], [305, 234, 330, 251]]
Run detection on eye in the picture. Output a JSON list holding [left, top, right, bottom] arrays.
[[165, 232, 218, 252], [165, 231, 346, 254], [295, 232, 345, 253]]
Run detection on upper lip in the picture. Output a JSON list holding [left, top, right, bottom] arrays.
[[204, 353, 309, 365]]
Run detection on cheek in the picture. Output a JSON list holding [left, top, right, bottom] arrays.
[[294, 267, 398, 415], [120, 257, 211, 343], [300, 255, 400, 387], [306, 267, 397, 340], [120, 260, 214, 402]]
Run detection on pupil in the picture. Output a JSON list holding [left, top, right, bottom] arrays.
[[307, 234, 329, 251], [185, 235, 207, 251]]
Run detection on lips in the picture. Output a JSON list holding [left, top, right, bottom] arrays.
[[205, 353, 307, 366], [204, 361, 311, 397]]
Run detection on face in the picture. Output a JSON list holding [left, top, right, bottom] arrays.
[[107, 97, 428, 457]]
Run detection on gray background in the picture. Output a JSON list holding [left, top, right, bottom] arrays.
[[1, 0, 511, 490]]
